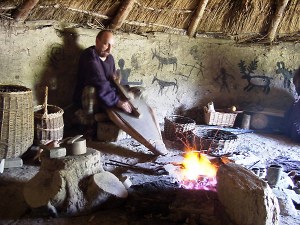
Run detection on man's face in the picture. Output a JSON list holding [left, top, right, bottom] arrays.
[[96, 32, 114, 57]]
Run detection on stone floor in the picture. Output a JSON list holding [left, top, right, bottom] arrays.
[[0, 126, 300, 225]]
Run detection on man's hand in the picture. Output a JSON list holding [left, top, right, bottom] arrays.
[[117, 100, 132, 113], [113, 69, 121, 84]]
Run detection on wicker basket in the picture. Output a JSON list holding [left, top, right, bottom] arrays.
[[0, 85, 34, 158], [164, 115, 196, 141], [204, 107, 237, 127], [34, 104, 64, 143], [191, 128, 238, 156]]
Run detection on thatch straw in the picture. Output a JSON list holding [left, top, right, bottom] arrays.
[[0, 0, 298, 42], [278, 0, 300, 33]]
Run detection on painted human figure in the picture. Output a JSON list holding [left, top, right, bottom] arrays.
[[214, 67, 234, 92], [284, 66, 300, 142]]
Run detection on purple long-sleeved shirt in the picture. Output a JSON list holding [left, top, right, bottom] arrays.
[[73, 46, 119, 109]]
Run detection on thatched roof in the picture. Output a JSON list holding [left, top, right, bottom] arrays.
[[0, 0, 299, 43]]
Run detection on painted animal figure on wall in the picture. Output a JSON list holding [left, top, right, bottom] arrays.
[[151, 49, 177, 71], [276, 61, 294, 89], [238, 59, 272, 94], [152, 74, 178, 95]]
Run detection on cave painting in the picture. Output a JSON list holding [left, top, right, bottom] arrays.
[[152, 74, 178, 95], [275, 61, 294, 90], [118, 59, 143, 86], [238, 59, 273, 94], [214, 67, 235, 92], [177, 62, 205, 81], [151, 49, 177, 71]]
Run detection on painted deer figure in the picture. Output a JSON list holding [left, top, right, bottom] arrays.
[[276, 61, 294, 89], [238, 59, 273, 94], [152, 74, 178, 95], [151, 49, 177, 71]]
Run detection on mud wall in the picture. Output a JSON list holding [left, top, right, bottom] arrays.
[[0, 23, 299, 124]]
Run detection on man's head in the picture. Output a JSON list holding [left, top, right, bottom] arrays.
[[95, 30, 114, 58], [293, 67, 300, 95]]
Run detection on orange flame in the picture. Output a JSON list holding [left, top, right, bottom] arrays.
[[182, 151, 217, 180]]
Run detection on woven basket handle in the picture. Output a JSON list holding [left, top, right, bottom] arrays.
[[42, 86, 48, 118]]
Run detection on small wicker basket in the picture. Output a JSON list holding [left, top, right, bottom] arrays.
[[0, 85, 34, 158], [191, 128, 238, 156], [34, 104, 64, 143], [164, 115, 196, 141], [204, 107, 237, 127]]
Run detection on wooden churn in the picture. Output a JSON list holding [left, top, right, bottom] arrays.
[[0, 85, 34, 158], [34, 87, 64, 144]]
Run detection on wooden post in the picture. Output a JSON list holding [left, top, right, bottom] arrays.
[[109, 0, 136, 30], [187, 0, 209, 37], [13, 0, 40, 21], [267, 0, 289, 42]]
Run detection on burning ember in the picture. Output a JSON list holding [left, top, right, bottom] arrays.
[[180, 151, 217, 190]]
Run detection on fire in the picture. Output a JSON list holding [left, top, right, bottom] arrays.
[[180, 151, 217, 190], [182, 151, 217, 179]]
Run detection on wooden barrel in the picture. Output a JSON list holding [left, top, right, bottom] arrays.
[[34, 104, 64, 144], [0, 85, 34, 158]]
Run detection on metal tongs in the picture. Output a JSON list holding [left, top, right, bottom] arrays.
[[105, 159, 168, 176]]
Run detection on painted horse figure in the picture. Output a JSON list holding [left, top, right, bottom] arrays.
[[151, 49, 177, 71], [152, 74, 178, 95]]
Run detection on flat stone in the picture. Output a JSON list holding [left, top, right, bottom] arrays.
[[4, 157, 23, 168], [49, 147, 66, 158]]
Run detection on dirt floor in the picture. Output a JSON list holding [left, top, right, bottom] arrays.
[[0, 125, 300, 225]]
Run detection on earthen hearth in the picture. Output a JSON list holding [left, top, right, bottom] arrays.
[[0, 128, 299, 225]]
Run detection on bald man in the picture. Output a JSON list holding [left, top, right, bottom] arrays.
[[73, 30, 168, 155], [73, 30, 132, 114]]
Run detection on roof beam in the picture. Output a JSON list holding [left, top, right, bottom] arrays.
[[13, 0, 40, 21], [267, 0, 289, 42], [187, 0, 209, 37], [109, 0, 136, 30]]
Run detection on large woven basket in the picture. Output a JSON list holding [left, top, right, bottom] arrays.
[[34, 104, 64, 144], [191, 128, 238, 156], [204, 107, 237, 127], [0, 85, 34, 158], [164, 115, 196, 141]]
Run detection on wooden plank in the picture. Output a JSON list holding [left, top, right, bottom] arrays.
[[107, 98, 167, 155], [112, 78, 140, 118]]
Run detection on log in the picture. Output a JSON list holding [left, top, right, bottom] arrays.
[[23, 148, 104, 216], [109, 0, 136, 30], [187, 0, 209, 37], [88, 171, 128, 200], [267, 0, 289, 42], [13, 0, 40, 21], [217, 163, 280, 225]]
